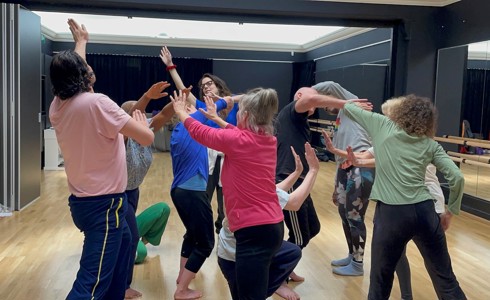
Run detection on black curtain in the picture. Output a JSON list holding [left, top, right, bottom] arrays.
[[87, 54, 212, 113], [289, 60, 316, 102], [463, 69, 486, 135]]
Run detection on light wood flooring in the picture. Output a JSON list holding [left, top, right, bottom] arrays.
[[1, 152, 490, 300]]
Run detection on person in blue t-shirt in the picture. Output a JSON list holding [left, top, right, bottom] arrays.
[[160, 46, 242, 234], [170, 96, 230, 300]]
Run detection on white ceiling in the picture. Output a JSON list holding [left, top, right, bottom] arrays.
[[36, 1, 460, 53], [312, 0, 460, 6], [35, 11, 375, 53]]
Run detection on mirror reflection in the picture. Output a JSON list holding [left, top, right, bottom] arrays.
[[461, 41, 490, 200]]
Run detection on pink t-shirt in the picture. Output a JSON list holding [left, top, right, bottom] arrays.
[[49, 92, 131, 197], [184, 118, 283, 232]]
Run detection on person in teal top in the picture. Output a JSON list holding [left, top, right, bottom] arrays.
[[342, 95, 466, 300]]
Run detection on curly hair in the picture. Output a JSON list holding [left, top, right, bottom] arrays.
[[389, 94, 437, 137], [380, 96, 405, 117], [237, 87, 278, 135], [198, 73, 232, 99], [50, 50, 91, 100]]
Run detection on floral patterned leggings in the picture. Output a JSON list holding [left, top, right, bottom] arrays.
[[334, 166, 375, 262]]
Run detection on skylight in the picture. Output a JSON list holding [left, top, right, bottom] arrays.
[[34, 11, 348, 50]]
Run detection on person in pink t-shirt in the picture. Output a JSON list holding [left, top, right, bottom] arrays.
[[171, 88, 283, 300], [49, 49, 154, 300]]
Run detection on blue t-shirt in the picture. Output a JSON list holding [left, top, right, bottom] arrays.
[[195, 99, 239, 127], [170, 99, 227, 190]]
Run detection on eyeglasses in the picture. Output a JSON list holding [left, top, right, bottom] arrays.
[[200, 80, 214, 90]]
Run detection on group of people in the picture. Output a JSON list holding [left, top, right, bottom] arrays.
[[49, 18, 467, 300]]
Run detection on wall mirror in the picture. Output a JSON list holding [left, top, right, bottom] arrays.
[[460, 41, 490, 201], [435, 41, 490, 202]]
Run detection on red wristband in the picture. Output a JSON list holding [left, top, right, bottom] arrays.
[[166, 65, 177, 71]]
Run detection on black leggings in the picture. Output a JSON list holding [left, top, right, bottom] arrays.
[[171, 187, 214, 273], [234, 222, 284, 300]]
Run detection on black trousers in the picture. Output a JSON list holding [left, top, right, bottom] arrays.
[[218, 240, 301, 300], [278, 174, 320, 248], [234, 222, 284, 300], [369, 200, 466, 300]]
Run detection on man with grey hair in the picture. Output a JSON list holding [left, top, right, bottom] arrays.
[[313, 81, 374, 276]]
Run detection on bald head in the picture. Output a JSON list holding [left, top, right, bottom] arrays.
[[121, 101, 138, 114], [294, 87, 318, 101]]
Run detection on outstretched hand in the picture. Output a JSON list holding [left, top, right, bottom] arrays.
[[145, 81, 170, 99], [291, 146, 304, 175], [68, 18, 88, 43], [170, 90, 187, 115], [305, 142, 320, 173], [198, 95, 219, 120], [346, 146, 358, 166], [159, 46, 173, 67], [321, 129, 335, 153], [132, 110, 149, 128], [205, 91, 221, 102], [350, 99, 373, 111]]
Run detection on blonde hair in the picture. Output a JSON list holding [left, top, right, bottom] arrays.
[[381, 97, 405, 117], [389, 94, 437, 137], [237, 88, 278, 135]]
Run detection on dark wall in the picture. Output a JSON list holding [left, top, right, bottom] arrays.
[[308, 28, 391, 71], [213, 60, 292, 109], [440, 0, 490, 48]]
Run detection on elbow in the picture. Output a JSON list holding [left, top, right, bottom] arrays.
[[138, 130, 155, 146]]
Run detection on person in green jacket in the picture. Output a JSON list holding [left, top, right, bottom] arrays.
[[341, 94, 466, 300]]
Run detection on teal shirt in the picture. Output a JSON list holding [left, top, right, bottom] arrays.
[[343, 102, 464, 215]]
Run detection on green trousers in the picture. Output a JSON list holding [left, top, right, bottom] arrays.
[[135, 202, 171, 264]]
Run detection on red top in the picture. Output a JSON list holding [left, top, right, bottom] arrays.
[[184, 118, 283, 232]]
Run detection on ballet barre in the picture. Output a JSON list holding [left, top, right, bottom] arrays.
[[448, 155, 490, 168], [434, 136, 490, 150], [446, 151, 490, 164]]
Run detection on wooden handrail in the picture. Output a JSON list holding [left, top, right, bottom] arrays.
[[447, 151, 490, 164], [308, 119, 335, 126], [443, 135, 490, 145], [448, 155, 490, 168], [434, 136, 490, 150]]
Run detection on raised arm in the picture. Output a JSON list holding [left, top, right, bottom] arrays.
[[68, 18, 89, 61], [294, 87, 371, 114], [284, 143, 320, 211], [128, 81, 170, 116], [160, 46, 197, 105], [276, 146, 303, 192]]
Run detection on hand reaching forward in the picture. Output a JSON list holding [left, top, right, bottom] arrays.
[[198, 95, 219, 120], [305, 142, 320, 173], [170, 90, 187, 115], [145, 81, 170, 99], [350, 99, 373, 112], [132, 109, 149, 127], [160, 46, 173, 67], [68, 18, 88, 43], [321, 129, 336, 153], [291, 146, 304, 175]]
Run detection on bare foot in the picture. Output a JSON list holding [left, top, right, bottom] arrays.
[[289, 271, 305, 282], [125, 287, 142, 299], [174, 288, 202, 300], [275, 283, 300, 300]]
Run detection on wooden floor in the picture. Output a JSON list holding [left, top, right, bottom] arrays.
[[1, 152, 490, 300]]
